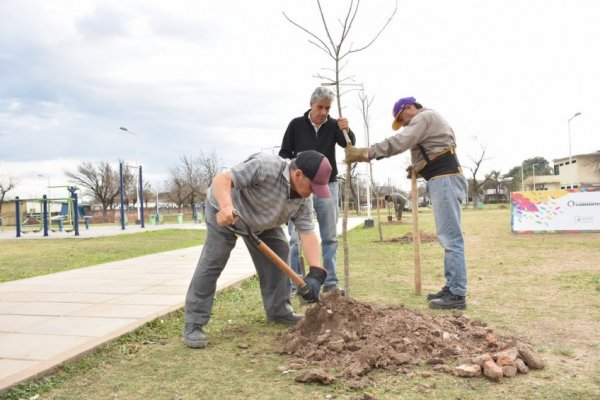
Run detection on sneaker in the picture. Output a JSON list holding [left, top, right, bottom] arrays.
[[322, 285, 345, 296], [183, 323, 208, 348], [427, 286, 450, 301], [267, 313, 304, 326], [429, 294, 467, 310]]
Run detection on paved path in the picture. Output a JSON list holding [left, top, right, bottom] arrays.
[[0, 217, 366, 392]]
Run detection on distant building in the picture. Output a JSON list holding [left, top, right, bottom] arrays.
[[522, 175, 560, 191], [552, 151, 600, 189], [484, 186, 509, 203]]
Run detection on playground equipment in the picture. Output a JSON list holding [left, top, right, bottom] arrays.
[[151, 213, 184, 225], [14, 186, 90, 237], [50, 186, 92, 232], [17, 197, 46, 234]]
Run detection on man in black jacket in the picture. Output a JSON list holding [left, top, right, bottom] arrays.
[[279, 87, 356, 292]]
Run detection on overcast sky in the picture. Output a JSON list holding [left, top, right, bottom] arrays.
[[1, 0, 599, 199]]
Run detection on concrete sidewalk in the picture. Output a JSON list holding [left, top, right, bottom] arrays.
[[0, 217, 367, 392]]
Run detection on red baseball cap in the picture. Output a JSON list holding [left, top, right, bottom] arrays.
[[296, 150, 332, 198]]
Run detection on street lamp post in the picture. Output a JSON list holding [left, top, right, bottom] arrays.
[[532, 163, 538, 191], [120, 127, 141, 224], [568, 112, 582, 189], [356, 173, 361, 215]]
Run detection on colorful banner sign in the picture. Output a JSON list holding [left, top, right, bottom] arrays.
[[511, 188, 600, 232]]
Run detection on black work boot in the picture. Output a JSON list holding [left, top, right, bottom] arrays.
[[427, 286, 450, 301], [323, 285, 345, 296], [267, 313, 304, 326], [183, 323, 208, 348], [429, 294, 466, 310]]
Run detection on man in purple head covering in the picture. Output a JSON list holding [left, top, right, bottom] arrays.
[[345, 97, 468, 310]]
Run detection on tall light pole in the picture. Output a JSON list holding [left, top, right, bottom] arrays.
[[356, 173, 361, 215], [568, 112, 582, 189], [120, 127, 141, 223], [532, 163, 538, 191]]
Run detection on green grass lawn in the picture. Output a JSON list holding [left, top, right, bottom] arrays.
[[0, 229, 206, 282], [2, 208, 600, 399]]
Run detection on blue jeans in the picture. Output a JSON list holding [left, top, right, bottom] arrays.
[[288, 182, 339, 288], [426, 175, 468, 296], [185, 204, 294, 326]]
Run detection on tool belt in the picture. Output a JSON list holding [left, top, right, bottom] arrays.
[[416, 145, 462, 181]]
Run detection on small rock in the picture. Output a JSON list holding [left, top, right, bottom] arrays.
[[494, 347, 518, 366], [346, 377, 371, 390], [421, 371, 433, 378], [483, 360, 503, 382], [517, 343, 545, 370], [485, 333, 497, 344], [295, 370, 335, 385], [454, 364, 482, 377], [471, 353, 492, 367], [502, 365, 518, 378], [237, 343, 249, 349], [316, 333, 330, 344], [328, 339, 345, 353], [289, 362, 304, 370], [432, 364, 452, 373], [515, 358, 530, 374], [390, 352, 412, 365]]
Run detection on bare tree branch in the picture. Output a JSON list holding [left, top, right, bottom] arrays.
[[282, 11, 334, 59], [345, 0, 397, 55], [65, 161, 123, 222], [463, 144, 493, 209], [316, 0, 338, 54], [0, 173, 17, 218]]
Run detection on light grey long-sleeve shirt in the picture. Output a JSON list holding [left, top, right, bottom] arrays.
[[370, 108, 458, 172]]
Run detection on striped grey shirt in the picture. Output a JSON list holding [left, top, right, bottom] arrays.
[[208, 153, 315, 234]]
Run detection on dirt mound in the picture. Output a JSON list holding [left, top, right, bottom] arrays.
[[384, 231, 437, 244], [279, 291, 544, 385]]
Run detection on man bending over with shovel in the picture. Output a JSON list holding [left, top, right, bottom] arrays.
[[183, 150, 331, 348]]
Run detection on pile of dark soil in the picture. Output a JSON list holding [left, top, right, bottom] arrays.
[[278, 291, 544, 386], [383, 231, 438, 244]]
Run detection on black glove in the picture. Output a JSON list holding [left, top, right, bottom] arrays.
[[297, 267, 327, 303]]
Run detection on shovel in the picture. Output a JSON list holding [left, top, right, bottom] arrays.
[[225, 210, 309, 295]]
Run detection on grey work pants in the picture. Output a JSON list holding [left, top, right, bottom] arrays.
[[184, 204, 294, 326]]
